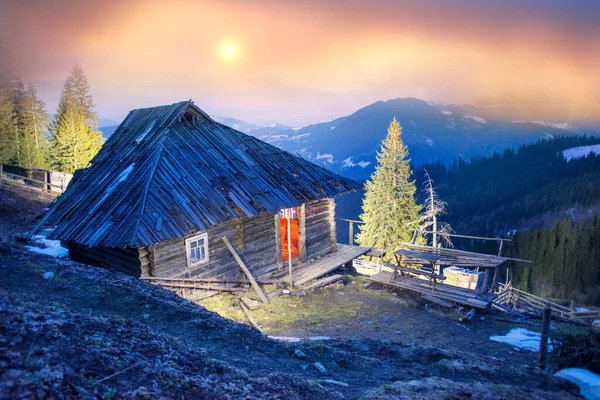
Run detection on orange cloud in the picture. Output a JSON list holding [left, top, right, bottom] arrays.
[[1, 0, 598, 124]]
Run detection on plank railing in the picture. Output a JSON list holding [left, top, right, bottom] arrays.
[[414, 229, 511, 256], [335, 218, 364, 245], [496, 283, 600, 324], [0, 164, 70, 193]]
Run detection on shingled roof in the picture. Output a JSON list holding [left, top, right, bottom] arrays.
[[33, 101, 361, 248]]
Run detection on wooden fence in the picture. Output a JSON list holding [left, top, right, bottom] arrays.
[[495, 283, 600, 325], [0, 164, 72, 194]]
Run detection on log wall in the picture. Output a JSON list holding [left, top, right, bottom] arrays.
[[304, 198, 336, 259], [144, 212, 279, 280]]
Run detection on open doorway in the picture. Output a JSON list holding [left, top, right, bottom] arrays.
[[280, 207, 299, 260]]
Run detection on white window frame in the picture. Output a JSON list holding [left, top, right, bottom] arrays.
[[185, 232, 209, 267]]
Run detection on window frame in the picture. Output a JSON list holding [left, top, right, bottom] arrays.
[[185, 232, 209, 267]]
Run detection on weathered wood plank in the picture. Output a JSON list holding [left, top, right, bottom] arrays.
[[222, 236, 269, 304]]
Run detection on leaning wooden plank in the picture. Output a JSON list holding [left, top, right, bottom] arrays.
[[240, 303, 261, 330], [241, 296, 260, 310], [152, 282, 247, 291], [222, 236, 269, 304], [302, 274, 343, 291], [143, 277, 276, 284]]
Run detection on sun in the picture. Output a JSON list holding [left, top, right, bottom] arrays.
[[218, 40, 240, 62]]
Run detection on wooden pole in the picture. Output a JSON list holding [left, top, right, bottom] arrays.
[[491, 267, 499, 292], [240, 303, 261, 330], [287, 215, 293, 289], [0, 164, 3, 184], [537, 307, 551, 369], [222, 236, 269, 304], [497, 240, 504, 256], [348, 221, 354, 245]]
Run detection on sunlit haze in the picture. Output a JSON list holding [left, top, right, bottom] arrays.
[[1, 0, 599, 125]]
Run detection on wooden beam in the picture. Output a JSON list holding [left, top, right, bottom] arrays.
[[274, 214, 282, 270], [328, 198, 337, 253], [299, 204, 307, 261], [287, 215, 293, 289], [240, 303, 261, 330], [222, 236, 269, 304], [348, 221, 354, 246]]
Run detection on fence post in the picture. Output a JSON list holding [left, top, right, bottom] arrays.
[[497, 240, 504, 256], [537, 307, 551, 369], [348, 221, 354, 245], [0, 164, 3, 183]]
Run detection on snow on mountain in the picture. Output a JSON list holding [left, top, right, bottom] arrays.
[[441, 110, 453, 115], [465, 115, 487, 124], [562, 144, 600, 161]]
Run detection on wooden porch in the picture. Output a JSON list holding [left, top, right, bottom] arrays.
[[271, 243, 371, 287], [368, 270, 494, 309]]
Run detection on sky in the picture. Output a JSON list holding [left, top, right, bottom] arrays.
[[1, 0, 599, 126]]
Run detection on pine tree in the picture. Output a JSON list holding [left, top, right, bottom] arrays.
[[357, 118, 422, 258], [17, 83, 49, 169], [50, 64, 103, 173]]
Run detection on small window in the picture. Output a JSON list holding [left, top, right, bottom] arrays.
[[185, 233, 209, 267]]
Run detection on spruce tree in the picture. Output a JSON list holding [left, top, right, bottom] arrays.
[[50, 64, 103, 173], [17, 83, 49, 169], [357, 118, 422, 258]]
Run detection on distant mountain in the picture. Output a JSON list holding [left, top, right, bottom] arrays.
[[96, 98, 599, 177], [99, 125, 119, 139], [211, 116, 262, 134], [254, 98, 595, 180]]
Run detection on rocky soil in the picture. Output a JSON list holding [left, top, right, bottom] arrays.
[[0, 182, 582, 399]]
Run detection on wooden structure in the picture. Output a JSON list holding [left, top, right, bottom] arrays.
[[30, 101, 362, 291], [366, 238, 533, 309], [494, 283, 600, 325], [0, 163, 71, 193], [395, 243, 533, 294], [369, 270, 492, 309]]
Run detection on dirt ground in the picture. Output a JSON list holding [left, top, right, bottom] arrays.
[[0, 182, 584, 399], [199, 278, 546, 366]]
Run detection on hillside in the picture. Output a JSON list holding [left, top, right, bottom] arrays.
[[0, 183, 582, 399], [416, 135, 600, 236]]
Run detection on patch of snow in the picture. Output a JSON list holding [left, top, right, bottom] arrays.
[[315, 152, 334, 164], [289, 133, 311, 140], [562, 144, 600, 162], [489, 328, 552, 352], [43, 271, 55, 280], [292, 126, 303, 131], [117, 163, 135, 183], [409, 121, 417, 127], [531, 121, 569, 130], [136, 120, 155, 144], [425, 139, 434, 146], [269, 336, 332, 343], [544, 133, 555, 139], [358, 161, 371, 168], [446, 121, 456, 129], [342, 157, 356, 167], [330, 126, 336, 131], [465, 115, 487, 124], [26, 234, 69, 258], [441, 110, 453, 115], [555, 368, 600, 400]]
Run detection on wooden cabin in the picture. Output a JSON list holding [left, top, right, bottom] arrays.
[[32, 101, 362, 284]]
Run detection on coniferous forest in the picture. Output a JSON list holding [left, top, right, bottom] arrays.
[[416, 136, 600, 305], [0, 58, 102, 173]]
